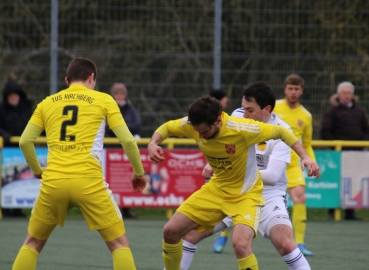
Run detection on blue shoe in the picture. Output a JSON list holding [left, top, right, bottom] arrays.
[[213, 235, 228, 253], [297, 244, 314, 256]]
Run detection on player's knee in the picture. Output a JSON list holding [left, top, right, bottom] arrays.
[[24, 233, 47, 252], [183, 230, 211, 244], [105, 234, 129, 252], [293, 195, 306, 204], [289, 187, 306, 203], [163, 223, 180, 242], [278, 237, 297, 256], [232, 239, 252, 257]]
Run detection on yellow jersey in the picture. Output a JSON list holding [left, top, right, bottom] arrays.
[[29, 84, 127, 179], [274, 98, 316, 165], [163, 112, 298, 198]]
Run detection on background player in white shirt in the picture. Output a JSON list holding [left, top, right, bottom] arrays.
[[179, 82, 311, 270]]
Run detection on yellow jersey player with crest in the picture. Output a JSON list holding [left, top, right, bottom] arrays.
[[148, 95, 320, 270], [273, 74, 316, 257]]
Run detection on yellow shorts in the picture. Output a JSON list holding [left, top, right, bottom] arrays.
[[286, 162, 306, 189], [177, 181, 265, 235], [30, 177, 124, 232]]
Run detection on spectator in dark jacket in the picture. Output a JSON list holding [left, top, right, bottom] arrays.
[[105, 82, 142, 219], [0, 80, 34, 217], [105, 83, 142, 138], [321, 81, 369, 220], [0, 80, 34, 146]]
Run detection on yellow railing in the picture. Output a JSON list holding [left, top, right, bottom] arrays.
[[6, 136, 369, 149], [1, 137, 369, 221]]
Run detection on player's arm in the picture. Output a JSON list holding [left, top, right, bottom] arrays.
[[270, 125, 299, 146], [148, 117, 192, 163], [111, 125, 144, 176], [270, 125, 319, 177], [19, 123, 44, 178], [111, 125, 146, 192], [259, 159, 286, 185], [259, 139, 290, 185], [148, 122, 170, 163]]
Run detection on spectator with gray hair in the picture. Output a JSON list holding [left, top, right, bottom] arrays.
[[106, 83, 142, 138], [321, 81, 369, 220], [105, 82, 142, 219]]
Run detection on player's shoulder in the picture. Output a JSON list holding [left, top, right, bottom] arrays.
[[274, 99, 285, 110], [275, 99, 285, 105], [275, 99, 286, 107], [270, 113, 292, 131], [81, 89, 112, 100], [231, 107, 244, 118], [299, 104, 312, 118]]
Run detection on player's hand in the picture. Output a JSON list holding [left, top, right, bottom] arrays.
[[202, 163, 213, 179], [148, 143, 165, 163], [131, 174, 147, 192], [34, 168, 44, 179], [300, 158, 320, 178]]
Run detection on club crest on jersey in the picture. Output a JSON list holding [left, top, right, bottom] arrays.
[[225, 144, 236, 154], [297, 119, 304, 127], [257, 142, 266, 151]]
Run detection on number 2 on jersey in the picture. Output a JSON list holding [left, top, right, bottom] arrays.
[[60, 105, 78, 141]]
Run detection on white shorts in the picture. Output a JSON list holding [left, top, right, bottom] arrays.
[[258, 195, 292, 239], [216, 195, 291, 239]]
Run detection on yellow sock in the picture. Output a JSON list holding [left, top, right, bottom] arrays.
[[12, 245, 39, 270], [237, 254, 259, 270], [112, 247, 136, 270], [292, 203, 306, 244], [220, 229, 231, 237], [162, 239, 183, 270]]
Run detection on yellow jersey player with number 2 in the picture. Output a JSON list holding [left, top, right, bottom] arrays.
[[12, 57, 146, 270]]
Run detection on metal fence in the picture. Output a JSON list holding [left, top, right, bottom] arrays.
[[1, 0, 368, 138]]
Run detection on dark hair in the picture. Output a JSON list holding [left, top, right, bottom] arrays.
[[284, 74, 304, 88], [242, 81, 276, 111], [66, 57, 97, 83], [188, 95, 222, 126], [209, 89, 227, 101]]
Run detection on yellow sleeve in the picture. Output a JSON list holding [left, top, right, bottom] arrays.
[[242, 119, 298, 147], [28, 100, 45, 129], [111, 125, 144, 176], [106, 95, 127, 129], [19, 123, 44, 175], [271, 125, 299, 146], [155, 122, 170, 140], [157, 117, 193, 139], [302, 116, 316, 161]]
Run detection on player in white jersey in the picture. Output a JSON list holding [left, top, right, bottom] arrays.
[[179, 82, 311, 270]]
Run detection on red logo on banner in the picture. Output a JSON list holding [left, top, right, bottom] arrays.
[[225, 144, 236, 154], [105, 149, 207, 208]]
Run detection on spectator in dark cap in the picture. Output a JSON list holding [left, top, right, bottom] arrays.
[[210, 89, 229, 111], [0, 79, 34, 217]]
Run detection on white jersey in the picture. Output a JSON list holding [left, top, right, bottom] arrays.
[[231, 108, 291, 199]]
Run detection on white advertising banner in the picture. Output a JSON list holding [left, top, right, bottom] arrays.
[[1, 148, 106, 209], [341, 151, 369, 209], [1, 148, 48, 208]]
